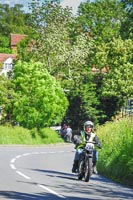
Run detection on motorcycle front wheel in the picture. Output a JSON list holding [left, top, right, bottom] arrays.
[[84, 157, 93, 182], [78, 160, 84, 180]]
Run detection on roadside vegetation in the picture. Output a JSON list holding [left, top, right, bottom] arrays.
[[97, 117, 133, 187], [0, 125, 63, 145]]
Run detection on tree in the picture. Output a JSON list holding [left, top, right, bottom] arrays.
[[76, 0, 133, 122], [12, 61, 68, 129], [93, 37, 133, 121], [65, 72, 100, 129], [77, 0, 124, 42], [27, 0, 90, 79], [20, 0, 98, 128], [102, 37, 133, 99], [120, 0, 133, 39], [0, 3, 31, 52], [0, 3, 30, 36], [0, 75, 14, 123], [0, 35, 12, 53]]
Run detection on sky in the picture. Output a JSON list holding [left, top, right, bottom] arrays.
[[60, 0, 87, 15], [0, 0, 87, 15]]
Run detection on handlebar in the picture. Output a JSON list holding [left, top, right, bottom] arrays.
[[85, 141, 96, 144]]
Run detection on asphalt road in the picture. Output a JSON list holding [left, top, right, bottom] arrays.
[[0, 144, 133, 200]]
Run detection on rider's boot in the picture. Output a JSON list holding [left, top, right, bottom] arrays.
[[72, 160, 78, 173], [93, 161, 98, 174]]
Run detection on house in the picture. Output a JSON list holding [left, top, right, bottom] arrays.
[[0, 34, 26, 76], [0, 53, 17, 76]]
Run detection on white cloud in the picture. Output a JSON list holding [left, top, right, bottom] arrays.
[[61, 0, 86, 15]]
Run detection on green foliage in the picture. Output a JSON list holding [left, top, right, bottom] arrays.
[[12, 61, 68, 129], [17, 35, 34, 62], [23, 0, 97, 128], [0, 75, 14, 123], [0, 35, 12, 53], [0, 0, 133, 128], [76, 0, 133, 122], [89, 36, 133, 122], [27, 0, 91, 80], [65, 72, 100, 128], [120, 0, 133, 39], [0, 125, 63, 144], [0, 3, 31, 36], [102, 37, 133, 101], [38, 128, 63, 144], [78, 0, 124, 42], [97, 118, 133, 187], [0, 3, 31, 52]]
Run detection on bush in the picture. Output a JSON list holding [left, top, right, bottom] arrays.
[[0, 125, 64, 144], [39, 128, 63, 144], [97, 118, 133, 187]]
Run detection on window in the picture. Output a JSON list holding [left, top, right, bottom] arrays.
[[4, 63, 13, 71]]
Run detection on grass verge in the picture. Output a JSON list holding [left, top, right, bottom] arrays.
[[97, 117, 133, 187]]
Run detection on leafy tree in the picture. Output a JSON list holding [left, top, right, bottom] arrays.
[[120, 0, 133, 39], [0, 3, 32, 53], [0, 3, 30, 36], [102, 37, 133, 99], [0, 35, 12, 53], [17, 0, 133, 127], [0, 75, 13, 123], [20, 0, 99, 128], [77, 0, 124, 42], [76, 0, 133, 122], [94, 37, 133, 120], [27, 0, 90, 79], [65, 72, 100, 129], [12, 61, 68, 129], [17, 35, 34, 62]]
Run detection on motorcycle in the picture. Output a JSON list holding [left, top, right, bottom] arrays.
[[77, 141, 95, 182]]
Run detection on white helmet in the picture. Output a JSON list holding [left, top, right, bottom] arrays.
[[84, 121, 94, 130]]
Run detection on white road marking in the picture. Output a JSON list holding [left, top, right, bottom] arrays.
[[31, 152, 39, 155], [23, 153, 31, 156], [10, 158, 16, 163], [16, 155, 22, 158], [58, 151, 66, 153], [16, 171, 31, 180], [39, 151, 47, 154], [10, 164, 16, 169], [10, 149, 72, 198], [38, 184, 66, 199]]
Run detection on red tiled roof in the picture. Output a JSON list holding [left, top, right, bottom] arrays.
[[10, 33, 26, 46], [0, 53, 17, 63]]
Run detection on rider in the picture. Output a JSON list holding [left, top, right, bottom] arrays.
[[72, 120, 102, 174]]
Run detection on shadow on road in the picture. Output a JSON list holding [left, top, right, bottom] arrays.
[[1, 170, 132, 199], [27, 168, 133, 199], [32, 168, 77, 180], [0, 188, 133, 200], [0, 191, 96, 200]]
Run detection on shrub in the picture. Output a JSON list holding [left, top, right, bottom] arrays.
[[0, 125, 63, 144], [97, 118, 133, 187]]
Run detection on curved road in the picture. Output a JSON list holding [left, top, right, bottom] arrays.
[[0, 144, 132, 200]]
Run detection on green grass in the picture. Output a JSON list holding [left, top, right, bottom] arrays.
[[97, 118, 133, 187], [0, 125, 64, 145]]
